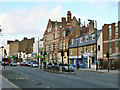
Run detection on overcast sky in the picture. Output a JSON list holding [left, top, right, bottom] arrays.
[[0, 0, 119, 47]]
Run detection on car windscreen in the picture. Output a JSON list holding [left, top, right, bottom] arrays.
[[33, 62, 37, 64]]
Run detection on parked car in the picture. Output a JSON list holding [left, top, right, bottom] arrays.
[[31, 62, 38, 67], [27, 62, 32, 67], [46, 62, 52, 69], [20, 62, 27, 66], [17, 62, 20, 65], [63, 64, 74, 72], [10, 61, 17, 66], [26, 62, 28, 66]]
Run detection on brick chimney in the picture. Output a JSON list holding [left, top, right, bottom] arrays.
[[24, 37, 27, 40], [15, 39, 19, 42], [61, 17, 66, 25], [67, 11, 71, 23], [89, 21, 94, 34]]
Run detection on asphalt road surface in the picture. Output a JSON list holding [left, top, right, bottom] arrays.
[[1, 65, 119, 89]]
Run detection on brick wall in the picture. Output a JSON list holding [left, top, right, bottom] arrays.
[[102, 24, 109, 41], [9, 42, 19, 56]]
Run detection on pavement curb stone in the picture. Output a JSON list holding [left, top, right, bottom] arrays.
[[77, 69, 120, 75], [0, 74, 21, 89]]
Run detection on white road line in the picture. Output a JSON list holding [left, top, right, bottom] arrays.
[[0, 74, 21, 89], [45, 86, 50, 88]]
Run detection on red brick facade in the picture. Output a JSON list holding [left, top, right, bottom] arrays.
[[102, 21, 120, 69]]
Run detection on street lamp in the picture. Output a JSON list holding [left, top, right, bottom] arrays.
[[59, 26, 64, 72], [1, 46, 5, 69], [74, 37, 79, 69], [88, 19, 97, 71], [34, 36, 41, 68]]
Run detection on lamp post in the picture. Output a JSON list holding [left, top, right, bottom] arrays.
[[59, 26, 64, 72], [1, 46, 5, 69], [38, 37, 40, 67], [88, 19, 97, 71]]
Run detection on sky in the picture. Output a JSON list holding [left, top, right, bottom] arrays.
[[0, 0, 119, 47]]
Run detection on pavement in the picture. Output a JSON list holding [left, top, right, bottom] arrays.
[[0, 66, 20, 89], [75, 68, 120, 75]]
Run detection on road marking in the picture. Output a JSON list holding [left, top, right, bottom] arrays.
[[0, 74, 21, 89], [31, 79, 34, 81], [45, 86, 50, 88]]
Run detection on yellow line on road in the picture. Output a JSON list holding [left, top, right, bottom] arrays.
[[0, 74, 22, 89]]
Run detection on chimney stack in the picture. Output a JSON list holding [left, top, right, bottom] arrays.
[[61, 17, 66, 26], [89, 21, 94, 34], [67, 11, 71, 23]]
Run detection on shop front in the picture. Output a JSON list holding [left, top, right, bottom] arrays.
[[83, 52, 93, 68], [69, 55, 84, 68]]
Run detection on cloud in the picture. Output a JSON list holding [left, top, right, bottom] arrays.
[[48, 6, 62, 21], [0, 5, 62, 35], [0, 5, 63, 46], [0, 6, 45, 35]]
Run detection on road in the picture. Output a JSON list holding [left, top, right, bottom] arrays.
[[1, 65, 119, 89]]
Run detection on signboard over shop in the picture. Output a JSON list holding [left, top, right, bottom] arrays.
[[83, 52, 92, 58], [47, 51, 52, 53]]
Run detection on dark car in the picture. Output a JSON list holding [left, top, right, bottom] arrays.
[[27, 62, 32, 67]]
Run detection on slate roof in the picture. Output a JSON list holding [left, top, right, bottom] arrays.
[[69, 30, 102, 48]]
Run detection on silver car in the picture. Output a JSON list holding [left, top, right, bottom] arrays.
[[63, 64, 74, 72], [27, 62, 32, 67], [10, 61, 17, 66], [31, 62, 38, 67]]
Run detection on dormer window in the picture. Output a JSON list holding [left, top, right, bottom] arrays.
[[72, 39, 74, 44], [92, 34, 95, 40], [80, 38, 83, 43], [86, 36, 89, 41], [83, 37, 85, 41]]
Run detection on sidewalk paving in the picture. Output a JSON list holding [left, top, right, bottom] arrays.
[[0, 74, 19, 89], [0, 65, 20, 89], [75, 68, 120, 75]]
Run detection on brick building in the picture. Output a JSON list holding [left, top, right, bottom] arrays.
[[43, 11, 84, 63], [102, 21, 120, 69], [8, 37, 34, 61]]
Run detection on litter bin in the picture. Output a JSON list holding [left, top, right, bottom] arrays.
[[59, 66, 62, 72]]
